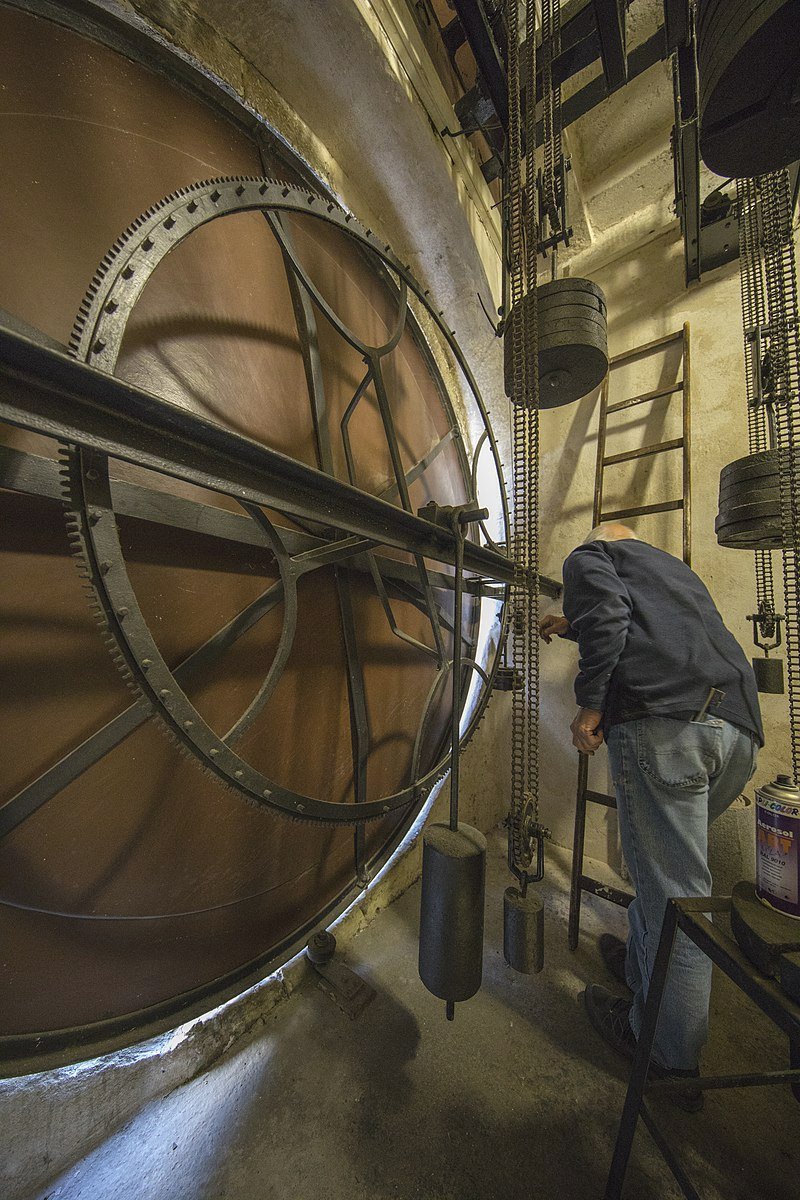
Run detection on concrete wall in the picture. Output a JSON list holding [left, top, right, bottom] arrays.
[[537, 225, 793, 865]]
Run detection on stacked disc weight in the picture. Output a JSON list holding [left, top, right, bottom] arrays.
[[697, 0, 800, 177], [716, 449, 789, 548], [504, 278, 608, 408]]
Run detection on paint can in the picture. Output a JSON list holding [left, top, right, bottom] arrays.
[[756, 774, 800, 920]]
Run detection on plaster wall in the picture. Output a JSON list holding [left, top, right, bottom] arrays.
[[536, 225, 795, 866]]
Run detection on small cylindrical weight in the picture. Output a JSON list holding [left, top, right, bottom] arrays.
[[503, 886, 544, 974], [419, 823, 486, 1003], [753, 656, 785, 694]]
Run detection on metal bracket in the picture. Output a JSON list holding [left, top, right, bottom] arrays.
[[305, 931, 376, 1020]]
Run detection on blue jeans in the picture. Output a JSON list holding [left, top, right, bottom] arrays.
[[606, 716, 758, 1070]]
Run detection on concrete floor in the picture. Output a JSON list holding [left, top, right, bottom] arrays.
[[36, 833, 799, 1200]]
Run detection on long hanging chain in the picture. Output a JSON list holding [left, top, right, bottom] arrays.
[[760, 169, 800, 781], [506, 0, 541, 859], [737, 178, 777, 639], [540, 0, 562, 236]]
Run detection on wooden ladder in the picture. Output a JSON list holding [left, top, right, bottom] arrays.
[[568, 324, 692, 951]]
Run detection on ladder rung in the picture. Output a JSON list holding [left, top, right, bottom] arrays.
[[606, 382, 683, 414], [600, 499, 684, 520], [579, 875, 634, 908], [586, 789, 617, 808], [610, 329, 684, 365], [603, 437, 684, 466]]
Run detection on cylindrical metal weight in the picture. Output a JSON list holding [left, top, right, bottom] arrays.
[[504, 278, 609, 408], [716, 450, 790, 549], [418, 822, 486, 1003], [753, 655, 785, 694], [697, 0, 800, 177], [503, 886, 544, 974]]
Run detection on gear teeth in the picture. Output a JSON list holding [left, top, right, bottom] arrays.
[[59, 178, 426, 828]]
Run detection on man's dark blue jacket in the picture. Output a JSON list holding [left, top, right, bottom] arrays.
[[561, 538, 764, 745]]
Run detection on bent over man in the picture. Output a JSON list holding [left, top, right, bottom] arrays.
[[541, 523, 763, 1109]]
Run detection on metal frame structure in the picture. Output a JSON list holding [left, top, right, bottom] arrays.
[[604, 895, 800, 1200]]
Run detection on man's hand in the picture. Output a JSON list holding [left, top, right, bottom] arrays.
[[539, 613, 570, 643], [570, 707, 604, 755]]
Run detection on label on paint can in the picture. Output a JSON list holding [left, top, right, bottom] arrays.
[[756, 776, 800, 920]]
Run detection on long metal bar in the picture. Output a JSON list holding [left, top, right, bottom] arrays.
[[0, 442, 524, 600], [605, 382, 683, 414], [600, 499, 684, 521], [568, 753, 589, 951], [648, 1068, 800, 1093], [0, 327, 517, 584], [638, 1106, 702, 1200], [682, 322, 692, 566], [602, 437, 683, 466], [591, 0, 627, 92], [610, 329, 683, 364], [451, 0, 508, 130], [675, 905, 800, 1040], [579, 875, 633, 907], [593, 377, 609, 526], [604, 899, 680, 1199], [0, 578, 286, 838], [585, 789, 617, 809]]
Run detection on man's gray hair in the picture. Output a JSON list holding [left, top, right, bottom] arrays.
[[583, 522, 639, 544]]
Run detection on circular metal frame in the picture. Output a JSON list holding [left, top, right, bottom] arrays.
[[65, 177, 510, 824]]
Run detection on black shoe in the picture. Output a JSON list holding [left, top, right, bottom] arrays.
[[599, 933, 630, 991], [584, 983, 637, 1059], [583, 985, 704, 1114]]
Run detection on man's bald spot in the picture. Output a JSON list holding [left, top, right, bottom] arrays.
[[583, 522, 639, 544]]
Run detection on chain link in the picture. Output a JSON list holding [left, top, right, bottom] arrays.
[[737, 177, 777, 633], [760, 169, 800, 782], [540, 0, 562, 235], [506, 0, 541, 862]]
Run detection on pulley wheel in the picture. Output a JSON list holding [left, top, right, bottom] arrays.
[[697, 0, 800, 177], [504, 278, 609, 408], [716, 449, 789, 548]]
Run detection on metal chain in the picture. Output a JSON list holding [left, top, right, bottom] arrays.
[[540, 0, 562, 235], [506, 0, 541, 866], [737, 177, 777, 631], [760, 169, 800, 780]]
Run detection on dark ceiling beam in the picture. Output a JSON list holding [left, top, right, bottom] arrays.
[[663, 0, 690, 52], [592, 0, 628, 92], [450, 0, 508, 130], [535, 28, 666, 144]]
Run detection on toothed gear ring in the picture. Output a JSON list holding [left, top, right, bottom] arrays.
[[63, 177, 505, 825]]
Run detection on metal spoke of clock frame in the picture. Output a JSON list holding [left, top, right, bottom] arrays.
[[369, 352, 449, 664], [470, 429, 504, 555], [265, 210, 409, 360], [409, 656, 490, 795], [265, 205, 452, 664], [0, 525, 377, 839], [272, 222, 373, 874], [225, 503, 375, 745]]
